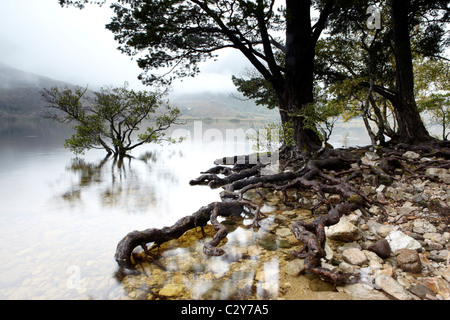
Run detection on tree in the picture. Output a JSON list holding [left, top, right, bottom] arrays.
[[42, 85, 183, 156], [59, 0, 340, 152], [415, 58, 450, 140]]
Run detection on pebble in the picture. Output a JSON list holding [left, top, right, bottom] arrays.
[[342, 248, 367, 266], [159, 283, 185, 297]]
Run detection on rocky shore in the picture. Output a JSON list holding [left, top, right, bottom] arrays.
[[119, 150, 449, 300], [281, 150, 450, 300]]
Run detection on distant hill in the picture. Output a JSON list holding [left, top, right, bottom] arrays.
[[169, 91, 279, 121], [0, 63, 75, 118], [0, 63, 279, 121]]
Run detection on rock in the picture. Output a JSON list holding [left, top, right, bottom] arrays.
[[403, 151, 420, 159], [364, 250, 384, 269], [421, 277, 450, 300], [386, 230, 422, 252], [258, 233, 278, 251], [344, 283, 389, 300], [276, 227, 292, 238], [159, 283, 184, 297], [325, 217, 361, 242], [395, 249, 422, 273], [413, 220, 437, 234], [368, 239, 391, 259], [367, 220, 394, 237], [342, 248, 367, 266], [375, 274, 414, 300], [260, 204, 277, 213], [409, 284, 436, 299], [425, 168, 450, 184], [442, 266, 450, 283], [284, 259, 305, 277], [397, 202, 417, 215], [365, 152, 380, 161], [361, 156, 377, 166]]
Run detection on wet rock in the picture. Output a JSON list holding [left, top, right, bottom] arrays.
[[375, 274, 415, 300], [159, 283, 185, 297], [368, 239, 391, 259], [325, 217, 361, 242], [395, 249, 422, 273], [284, 259, 305, 277], [386, 230, 422, 252], [258, 233, 278, 251], [342, 248, 367, 266], [276, 227, 292, 238]]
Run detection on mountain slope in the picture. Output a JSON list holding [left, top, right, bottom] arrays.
[[169, 91, 279, 121], [0, 63, 279, 121], [0, 63, 74, 118]]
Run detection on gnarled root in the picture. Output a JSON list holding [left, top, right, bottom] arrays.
[[115, 201, 244, 269], [290, 202, 361, 285]]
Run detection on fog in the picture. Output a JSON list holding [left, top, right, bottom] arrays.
[[0, 0, 251, 94]]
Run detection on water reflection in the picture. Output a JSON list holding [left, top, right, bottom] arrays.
[[0, 118, 373, 300], [114, 188, 318, 300]]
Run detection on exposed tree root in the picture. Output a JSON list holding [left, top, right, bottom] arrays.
[[115, 201, 245, 269], [114, 141, 450, 286]]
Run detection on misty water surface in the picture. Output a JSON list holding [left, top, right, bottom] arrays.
[[0, 118, 370, 299]]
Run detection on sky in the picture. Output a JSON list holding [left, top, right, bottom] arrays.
[[0, 0, 252, 94]]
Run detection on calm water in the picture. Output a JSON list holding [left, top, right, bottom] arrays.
[[0, 118, 371, 300]]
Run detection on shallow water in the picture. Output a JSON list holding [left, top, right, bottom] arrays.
[[0, 118, 371, 299]]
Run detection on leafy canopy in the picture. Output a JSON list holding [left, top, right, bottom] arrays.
[[42, 84, 183, 156]]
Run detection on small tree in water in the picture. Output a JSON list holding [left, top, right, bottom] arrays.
[[42, 85, 183, 157]]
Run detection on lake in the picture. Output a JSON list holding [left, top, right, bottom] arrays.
[[0, 118, 372, 299]]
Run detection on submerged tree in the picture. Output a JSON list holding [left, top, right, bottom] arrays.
[[42, 85, 183, 156]]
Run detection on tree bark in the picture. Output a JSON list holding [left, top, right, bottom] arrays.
[[391, 0, 434, 144], [274, 0, 325, 152]]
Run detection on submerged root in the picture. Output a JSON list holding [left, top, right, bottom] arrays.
[[115, 142, 449, 286]]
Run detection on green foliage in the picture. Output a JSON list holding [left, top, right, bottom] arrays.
[[248, 121, 295, 154], [42, 84, 183, 156], [415, 58, 450, 140]]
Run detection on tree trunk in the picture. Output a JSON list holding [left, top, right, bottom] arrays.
[[391, 0, 434, 144], [278, 0, 322, 152]]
